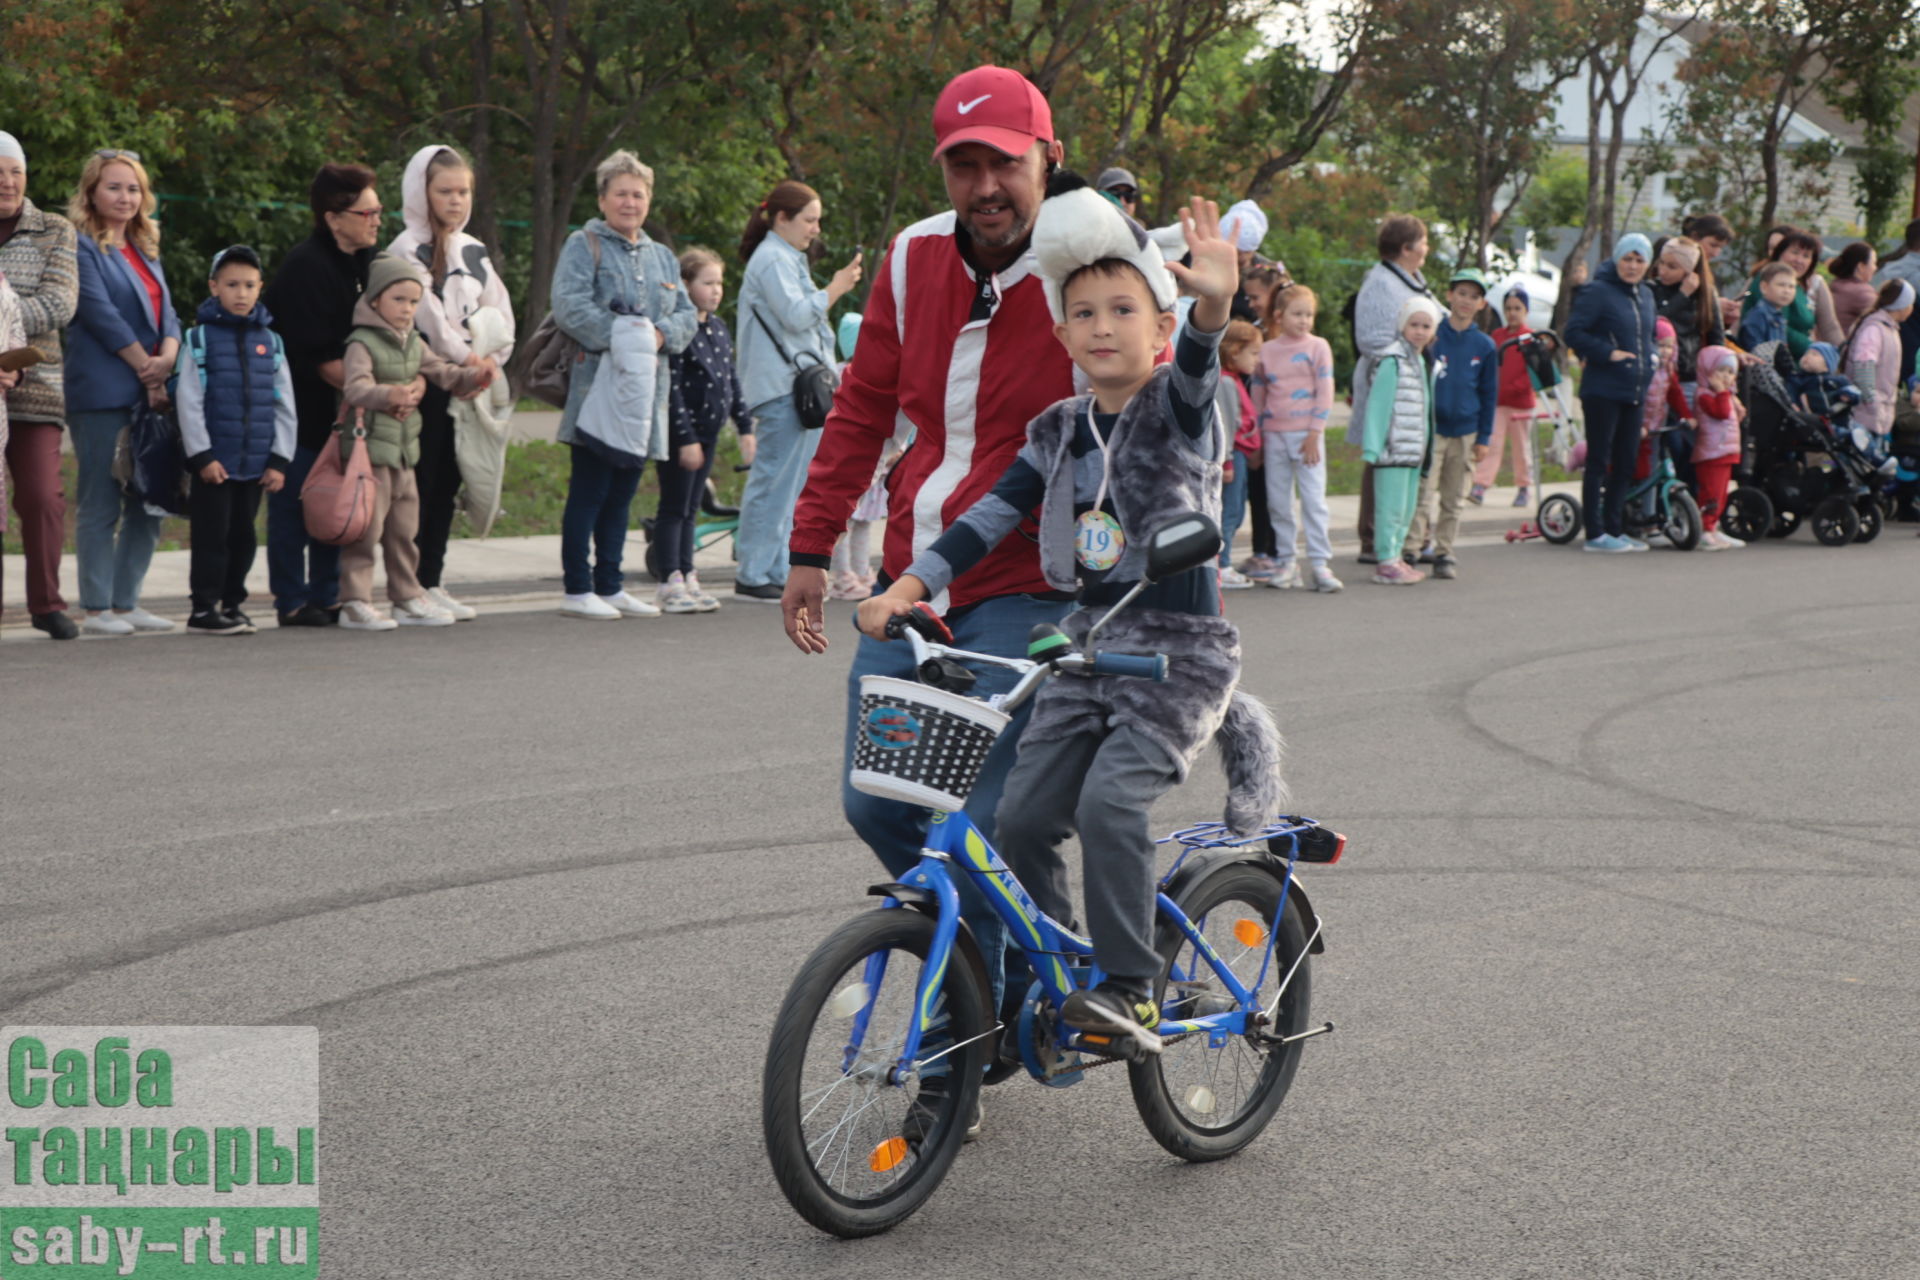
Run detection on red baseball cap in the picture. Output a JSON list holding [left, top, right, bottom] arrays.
[[931, 65, 1053, 161]]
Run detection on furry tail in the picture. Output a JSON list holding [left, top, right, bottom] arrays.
[[1217, 689, 1287, 835]]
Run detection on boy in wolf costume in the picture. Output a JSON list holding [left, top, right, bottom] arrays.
[[859, 182, 1286, 1054]]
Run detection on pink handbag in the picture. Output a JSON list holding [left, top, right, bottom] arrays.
[[301, 412, 375, 546]]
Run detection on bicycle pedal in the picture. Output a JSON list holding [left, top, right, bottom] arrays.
[[1073, 1032, 1147, 1063]]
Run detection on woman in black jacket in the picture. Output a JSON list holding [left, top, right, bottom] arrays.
[[1565, 233, 1657, 552], [260, 163, 383, 627]]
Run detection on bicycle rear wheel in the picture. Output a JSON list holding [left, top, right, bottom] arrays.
[[762, 908, 988, 1238], [1129, 863, 1312, 1162]]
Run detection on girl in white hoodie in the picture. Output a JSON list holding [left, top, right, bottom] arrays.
[[385, 144, 516, 621]]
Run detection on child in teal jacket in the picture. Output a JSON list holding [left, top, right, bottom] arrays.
[[1362, 295, 1441, 584]]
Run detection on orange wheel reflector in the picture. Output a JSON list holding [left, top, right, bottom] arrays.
[[869, 1137, 910, 1172], [1233, 919, 1268, 947]]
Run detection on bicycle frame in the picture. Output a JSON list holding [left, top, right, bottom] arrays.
[[862, 808, 1328, 1085]]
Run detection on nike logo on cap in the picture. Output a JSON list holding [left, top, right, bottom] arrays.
[[956, 94, 992, 114]]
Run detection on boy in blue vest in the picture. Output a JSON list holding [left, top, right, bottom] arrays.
[[175, 246, 296, 635]]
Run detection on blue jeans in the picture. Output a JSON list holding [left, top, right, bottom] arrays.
[[733, 395, 820, 588], [841, 590, 1073, 1010], [561, 443, 644, 596], [70, 408, 162, 613], [267, 443, 342, 615], [1219, 448, 1250, 567]]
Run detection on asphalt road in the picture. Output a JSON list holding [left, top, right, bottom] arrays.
[[3, 530, 1917, 1279]]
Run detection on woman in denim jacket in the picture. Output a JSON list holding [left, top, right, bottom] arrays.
[[728, 180, 863, 601], [550, 150, 695, 620]]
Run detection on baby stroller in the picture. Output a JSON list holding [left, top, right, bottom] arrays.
[[1495, 330, 1589, 544], [1727, 343, 1884, 546]]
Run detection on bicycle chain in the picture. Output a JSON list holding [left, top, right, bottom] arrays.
[[1041, 1034, 1192, 1080]]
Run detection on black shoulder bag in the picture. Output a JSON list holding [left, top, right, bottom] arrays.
[[752, 309, 838, 430]]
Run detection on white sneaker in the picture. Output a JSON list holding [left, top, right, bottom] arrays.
[[82, 612, 135, 636], [598, 590, 660, 618], [1721, 532, 1745, 548], [1698, 531, 1727, 551], [656, 576, 700, 614], [1310, 563, 1344, 593], [682, 571, 721, 612], [392, 595, 457, 627], [338, 601, 398, 631], [560, 592, 621, 620], [115, 607, 175, 632], [425, 586, 478, 621], [1267, 561, 1303, 590], [1218, 566, 1255, 590]]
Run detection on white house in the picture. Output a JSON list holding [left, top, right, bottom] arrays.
[[1541, 15, 1919, 237]]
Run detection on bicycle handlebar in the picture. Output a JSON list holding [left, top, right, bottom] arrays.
[[888, 608, 1169, 711], [1090, 651, 1167, 681]]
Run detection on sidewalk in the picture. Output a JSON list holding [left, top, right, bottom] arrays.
[[1, 479, 1575, 628]]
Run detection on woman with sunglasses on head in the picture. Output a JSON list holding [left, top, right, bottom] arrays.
[[259, 163, 388, 627], [63, 148, 179, 634]]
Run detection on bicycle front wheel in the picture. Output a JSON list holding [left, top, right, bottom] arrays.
[[1130, 863, 1312, 1162], [762, 908, 989, 1238]]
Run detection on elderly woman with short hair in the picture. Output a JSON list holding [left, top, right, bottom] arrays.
[[550, 149, 696, 619], [0, 129, 79, 639]]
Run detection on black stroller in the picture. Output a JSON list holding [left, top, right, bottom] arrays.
[[1721, 343, 1885, 546]]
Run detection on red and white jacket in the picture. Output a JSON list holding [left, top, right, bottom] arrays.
[[789, 212, 1077, 611]]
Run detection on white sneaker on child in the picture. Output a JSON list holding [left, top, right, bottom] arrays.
[[393, 596, 456, 627], [1266, 561, 1303, 590], [682, 571, 721, 612], [339, 601, 398, 631], [1310, 563, 1344, 592], [425, 586, 478, 621], [1218, 567, 1255, 590], [656, 574, 700, 614]]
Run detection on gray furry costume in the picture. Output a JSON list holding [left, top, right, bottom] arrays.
[[1015, 364, 1287, 835]]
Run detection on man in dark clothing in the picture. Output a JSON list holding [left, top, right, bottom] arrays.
[[260, 164, 385, 626]]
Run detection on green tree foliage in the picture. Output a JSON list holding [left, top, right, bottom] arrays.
[[1351, 0, 1586, 268]]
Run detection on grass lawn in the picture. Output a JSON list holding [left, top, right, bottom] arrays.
[[3, 434, 753, 555], [4, 429, 1564, 556]]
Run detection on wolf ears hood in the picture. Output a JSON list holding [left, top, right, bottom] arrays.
[[1032, 174, 1177, 323], [400, 144, 471, 245]]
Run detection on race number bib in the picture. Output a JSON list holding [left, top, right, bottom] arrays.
[[1074, 510, 1126, 571]]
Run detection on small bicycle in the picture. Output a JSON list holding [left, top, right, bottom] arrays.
[[1531, 425, 1704, 550], [761, 515, 1347, 1238]]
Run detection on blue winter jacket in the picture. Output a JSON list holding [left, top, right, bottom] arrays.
[[1564, 259, 1655, 404], [174, 297, 298, 481], [65, 233, 182, 414], [1431, 321, 1498, 442]]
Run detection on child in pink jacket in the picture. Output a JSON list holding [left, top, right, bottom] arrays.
[[1253, 284, 1339, 591]]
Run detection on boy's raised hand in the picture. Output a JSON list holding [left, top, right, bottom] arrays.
[[1165, 196, 1241, 332]]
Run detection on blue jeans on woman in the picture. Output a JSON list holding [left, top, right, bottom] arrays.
[[561, 443, 645, 596], [267, 443, 342, 615], [1219, 448, 1250, 567], [1580, 396, 1643, 540], [732, 395, 820, 589], [70, 408, 162, 613], [841, 590, 1074, 1011]]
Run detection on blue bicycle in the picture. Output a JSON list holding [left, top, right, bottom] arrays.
[[762, 515, 1347, 1238]]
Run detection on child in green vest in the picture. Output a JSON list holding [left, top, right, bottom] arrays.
[[337, 254, 492, 631]]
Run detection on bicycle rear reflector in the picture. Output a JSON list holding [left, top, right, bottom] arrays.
[[1232, 919, 1268, 947], [870, 1138, 910, 1172]]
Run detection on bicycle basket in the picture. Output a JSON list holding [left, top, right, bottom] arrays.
[[849, 675, 1010, 812]]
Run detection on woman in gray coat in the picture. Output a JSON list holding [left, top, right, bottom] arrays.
[[549, 150, 695, 620]]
